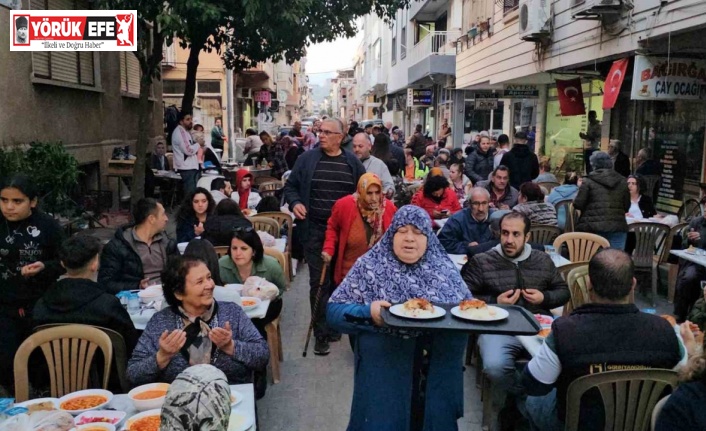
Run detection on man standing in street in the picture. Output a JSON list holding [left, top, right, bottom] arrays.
[[171, 111, 200, 195], [352, 132, 395, 197], [608, 139, 631, 177], [579, 110, 601, 174], [284, 118, 366, 356], [210, 118, 227, 151], [478, 166, 519, 209], [499, 131, 539, 190], [407, 124, 427, 159]]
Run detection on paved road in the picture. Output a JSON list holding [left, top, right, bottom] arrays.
[[257, 264, 484, 431]]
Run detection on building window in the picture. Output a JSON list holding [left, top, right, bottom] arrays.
[[391, 34, 397, 65], [163, 80, 186, 95], [119, 52, 141, 95], [31, 0, 96, 87], [197, 80, 221, 94], [401, 26, 407, 59], [504, 0, 520, 14], [374, 39, 381, 66]]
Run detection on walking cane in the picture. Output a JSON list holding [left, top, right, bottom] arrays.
[[302, 263, 328, 357]]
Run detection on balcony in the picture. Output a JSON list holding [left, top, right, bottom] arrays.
[[408, 30, 461, 84], [409, 0, 449, 22]]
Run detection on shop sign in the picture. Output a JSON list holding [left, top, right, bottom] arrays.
[[504, 84, 539, 98], [475, 93, 498, 110], [410, 89, 432, 107], [254, 90, 271, 103], [631, 55, 706, 101]]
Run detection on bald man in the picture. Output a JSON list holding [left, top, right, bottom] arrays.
[[352, 132, 395, 197]]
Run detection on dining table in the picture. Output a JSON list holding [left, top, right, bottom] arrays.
[[670, 249, 706, 268], [109, 383, 257, 430]]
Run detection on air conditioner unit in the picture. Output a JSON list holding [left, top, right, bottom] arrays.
[[237, 88, 252, 99], [518, 0, 551, 42], [571, 0, 623, 19]]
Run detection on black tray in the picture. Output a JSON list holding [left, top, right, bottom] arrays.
[[381, 304, 541, 336]]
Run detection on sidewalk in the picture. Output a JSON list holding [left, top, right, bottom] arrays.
[[257, 264, 484, 430]]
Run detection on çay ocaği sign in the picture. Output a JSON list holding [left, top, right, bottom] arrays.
[[631, 55, 706, 101]]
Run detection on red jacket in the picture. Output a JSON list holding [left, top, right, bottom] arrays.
[[323, 195, 397, 285], [411, 188, 462, 227]]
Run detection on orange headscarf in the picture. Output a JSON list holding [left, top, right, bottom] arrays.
[[428, 167, 445, 178], [354, 173, 386, 247]]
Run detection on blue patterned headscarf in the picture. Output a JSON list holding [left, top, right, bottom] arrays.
[[330, 205, 472, 305]]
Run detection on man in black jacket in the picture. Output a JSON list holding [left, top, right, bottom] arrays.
[[521, 249, 684, 431], [283, 118, 365, 355], [499, 131, 539, 189], [608, 139, 631, 177], [462, 212, 569, 430], [98, 198, 175, 294], [34, 235, 138, 353]]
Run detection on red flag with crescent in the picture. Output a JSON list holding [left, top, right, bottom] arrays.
[[602, 58, 629, 109], [556, 78, 586, 116]]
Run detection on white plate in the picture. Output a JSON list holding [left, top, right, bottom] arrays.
[[227, 411, 254, 431], [389, 303, 446, 319], [58, 389, 113, 415], [450, 305, 509, 322], [230, 389, 244, 408], [14, 397, 59, 412], [214, 286, 242, 304], [74, 410, 126, 427], [124, 408, 161, 431], [240, 296, 262, 311], [77, 423, 115, 431]]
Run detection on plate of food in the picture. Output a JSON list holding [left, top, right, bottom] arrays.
[[124, 408, 161, 431], [240, 296, 262, 311], [537, 327, 552, 339], [534, 314, 554, 326], [227, 411, 254, 431], [451, 299, 509, 322], [685, 246, 698, 255], [389, 298, 446, 319], [75, 410, 126, 427], [230, 389, 243, 408], [14, 397, 59, 413], [58, 389, 113, 415]]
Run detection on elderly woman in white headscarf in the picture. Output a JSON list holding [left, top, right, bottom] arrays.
[[327, 205, 473, 431]]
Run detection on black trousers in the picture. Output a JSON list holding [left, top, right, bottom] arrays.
[[303, 224, 334, 339], [674, 261, 706, 322], [0, 309, 34, 390]]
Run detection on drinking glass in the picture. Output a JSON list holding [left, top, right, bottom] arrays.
[[127, 293, 140, 314]]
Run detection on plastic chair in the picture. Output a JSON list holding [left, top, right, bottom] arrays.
[[553, 199, 576, 233], [249, 216, 281, 238], [677, 198, 702, 222], [14, 324, 113, 402], [538, 181, 561, 193], [258, 211, 294, 280], [558, 261, 591, 282], [530, 225, 562, 246], [553, 232, 610, 263], [258, 182, 282, 198], [650, 394, 671, 431], [214, 246, 229, 257], [629, 222, 671, 306], [562, 265, 590, 316], [254, 175, 280, 187], [264, 316, 283, 384], [34, 323, 129, 393], [657, 222, 688, 303], [564, 369, 678, 431], [265, 247, 290, 287]]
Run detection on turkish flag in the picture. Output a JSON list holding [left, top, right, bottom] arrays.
[[602, 58, 629, 109], [556, 78, 586, 116]]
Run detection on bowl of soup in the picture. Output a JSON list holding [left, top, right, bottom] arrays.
[[125, 409, 162, 431], [59, 389, 113, 415], [127, 383, 170, 411]]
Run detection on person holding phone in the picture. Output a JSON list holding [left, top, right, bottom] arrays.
[[410, 172, 461, 228]]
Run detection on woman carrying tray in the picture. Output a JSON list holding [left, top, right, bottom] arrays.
[[327, 205, 472, 431]]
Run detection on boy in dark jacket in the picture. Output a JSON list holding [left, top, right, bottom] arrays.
[[34, 235, 138, 353]]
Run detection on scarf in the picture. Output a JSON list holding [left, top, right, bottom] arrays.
[[176, 301, 218, 365], [160, 364, 231, 431], [235, 170, 253, 211], [330, 205, 472, 305], [354, 173, 387, 247]]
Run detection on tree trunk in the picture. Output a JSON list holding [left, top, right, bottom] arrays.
[[181, 45, 202, 115]]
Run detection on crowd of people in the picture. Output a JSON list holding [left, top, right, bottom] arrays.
[[1, 115, 705, 431]]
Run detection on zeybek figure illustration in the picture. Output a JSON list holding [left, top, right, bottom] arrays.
[[116, 14, 132, 46], [15, 16, 28, 45]]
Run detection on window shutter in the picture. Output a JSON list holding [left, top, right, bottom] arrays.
[[32, 52, 50, 78], [127, 52, 141, 95], [120, 53, 128, 92], [79, 52, 94, 85], [30, 0, 45, 10], [51, 52, 79, 84]]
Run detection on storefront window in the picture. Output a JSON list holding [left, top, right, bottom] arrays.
[[463, 101, 504, 137], [544, 79, 604, 172]]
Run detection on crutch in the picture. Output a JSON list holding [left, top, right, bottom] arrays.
[[302, 263, 328, 357]]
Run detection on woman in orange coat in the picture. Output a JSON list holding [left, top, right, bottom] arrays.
[[322, 173, 397, 286], [411, 172, 461, 228]]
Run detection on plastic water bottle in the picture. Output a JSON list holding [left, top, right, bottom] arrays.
[[127, 293, 140, 314], [642, 308, 657, 315]]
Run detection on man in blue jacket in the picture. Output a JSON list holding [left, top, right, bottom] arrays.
[[283, 118, 366, 356], [438, 187, 493, 255]]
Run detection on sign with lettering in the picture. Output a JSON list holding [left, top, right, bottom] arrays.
[[504, 84, 539, 98], [254, 91, 271, 104], [411, 89, 432, 106], [475, 93, 498, 110], [631, 55, 706, 101]]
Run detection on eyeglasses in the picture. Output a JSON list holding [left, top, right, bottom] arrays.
[[233, 226, 254, 234], [319, 130, 342, 136], [471, 201, 489, 207]]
